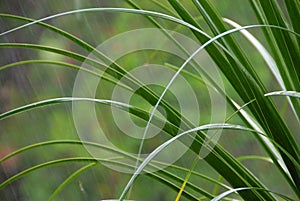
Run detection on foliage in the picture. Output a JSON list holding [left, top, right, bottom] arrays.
[[0, 0, 299, 200]]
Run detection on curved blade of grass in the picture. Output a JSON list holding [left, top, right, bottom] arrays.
[[0, 12, 211, 122], [174, 98, 257, 201], [169, 0, 300, 195], [0, 157, 177, 196], [142, 118, 300, 199], [0, 140, 133, 164], [119, 123, 266, 200], [166, 61, 300, 197], [0, 100, 215, 200], [0, 97, 181, 146], [0, 43, 184, 130], [0, 145, 207, 201], [1, 12, 298, 132], [0, 98, 129, 120], [238, 155, 272, 163], [1, 7, 298, 199], [212, 155, 273, 196], [142, 23, 300, 149], [249, 0, 300, 120], [0, 139, 230, 199], [255, 0, 300, 89], [265, 91, 300, 99], [230, 99, 300, 196], [2, 137, 297, 200], [168, 60, 285, 173], [284, 0, 300, 47], [166, 63, 300, 199], [121, 2, 258, 159], [174, 156, 198, 201], [0, 43, 127, 81], [0, 157, 99, 190], [6, 133, 296, 200], [0, 60, 130, 91], [0, 98, 214, 199], [0, 8, 210, 39], [0, 6, 245, 75], [0, 60, 90, 73], [142, 22, 299, 201], [212, 187, 251, 201], [148, 172, 200, 201], [0, 13, 159, 94], [223, 18, 284, 90], [249, 0, 298, 100], [142, 23, 272, 158], [0, 43, 89, 61], [126, 0, 178, 17], [5, 11, 284, 198], [0, 97, 177, 139], [0, 43, 128, 81], [2, 141, 229, 200], [48, 162, 97, 201], [153, 168, 213, 200], [224, 18, 300, 123], [157, 162, 234, 200], [0, 13, 94, 53], [212, 187, 295, 201]]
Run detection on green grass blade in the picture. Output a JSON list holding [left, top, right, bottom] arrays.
[[2, 4, 300, 200], [0, 8, 209, 38], [252, 0, 300, 90], [0, 60, 131, 91], [192, 0, 262, 85], [0, 98, 127, 120], [265, 91, 300, 99], [258, 0, 300, 89], [223, 18, 285, 90], [0, 13, 94, 52], [284, 0, 300, 47], [0, 158, 98, 190], [0, 140, 212, 200], [0, 43, 89, 61], [0, 140, 133, 164], [48, 163, 97, 201], [174, 157, 198, 201], [168, 1, 300, 196], [0, 44, 160, 99], [119, 123, 271, 200], [0, 12, 199, 132], [212, 187, 296, 201], [144, 21, 300, 200], [0, 98, 176, 138]]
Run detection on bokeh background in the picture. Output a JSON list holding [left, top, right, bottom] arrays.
[[0, 0, 298, 200]]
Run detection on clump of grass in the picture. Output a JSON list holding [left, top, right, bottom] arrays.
[[0, 0, 299, 200]]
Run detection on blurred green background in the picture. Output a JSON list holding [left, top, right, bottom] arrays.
[[0, 0, 298, 200]]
